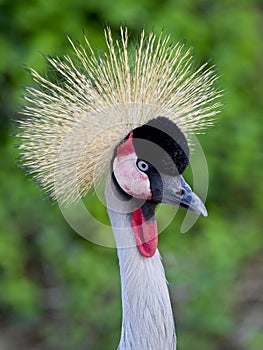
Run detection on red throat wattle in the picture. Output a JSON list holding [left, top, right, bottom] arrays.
[[131, 208, 158, 258]]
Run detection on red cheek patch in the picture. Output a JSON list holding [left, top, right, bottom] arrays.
[[113, 133, 152, 200], [132, 208, 158, 258], [117, 133, 134, 157]]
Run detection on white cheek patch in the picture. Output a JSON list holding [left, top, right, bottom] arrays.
[[113, 153, 152, 199]]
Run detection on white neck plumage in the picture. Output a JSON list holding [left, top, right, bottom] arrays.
[[105, 174, 176, 350]]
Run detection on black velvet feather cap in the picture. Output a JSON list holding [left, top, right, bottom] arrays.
[[132, 117, 190, 176]]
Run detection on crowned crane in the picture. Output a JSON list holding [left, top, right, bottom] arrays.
[[18, 28, 221, 349]]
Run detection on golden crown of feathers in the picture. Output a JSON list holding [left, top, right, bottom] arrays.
[[18, 27, 222, 205]]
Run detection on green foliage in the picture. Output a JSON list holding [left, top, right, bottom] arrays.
[[0, 0, 262, 349]]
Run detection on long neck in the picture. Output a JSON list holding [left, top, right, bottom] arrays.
[[105, 174, 176, 350]]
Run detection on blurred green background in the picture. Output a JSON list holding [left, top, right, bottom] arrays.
[[0, 0, 263, 349]]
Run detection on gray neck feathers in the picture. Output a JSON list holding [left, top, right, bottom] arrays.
[[105, 174, 176, 350]]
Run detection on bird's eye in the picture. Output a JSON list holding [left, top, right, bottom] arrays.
[[137, 159, 149, 172]]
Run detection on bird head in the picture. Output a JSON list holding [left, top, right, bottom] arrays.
[[111, 116, 207, 257]]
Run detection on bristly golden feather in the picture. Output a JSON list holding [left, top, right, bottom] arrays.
[[17, 27, 222, 205]]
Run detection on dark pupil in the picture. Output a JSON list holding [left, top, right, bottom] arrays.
[[141, 162, 146, 169]]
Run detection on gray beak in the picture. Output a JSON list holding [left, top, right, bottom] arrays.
[[161, 174, 208, 217]]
